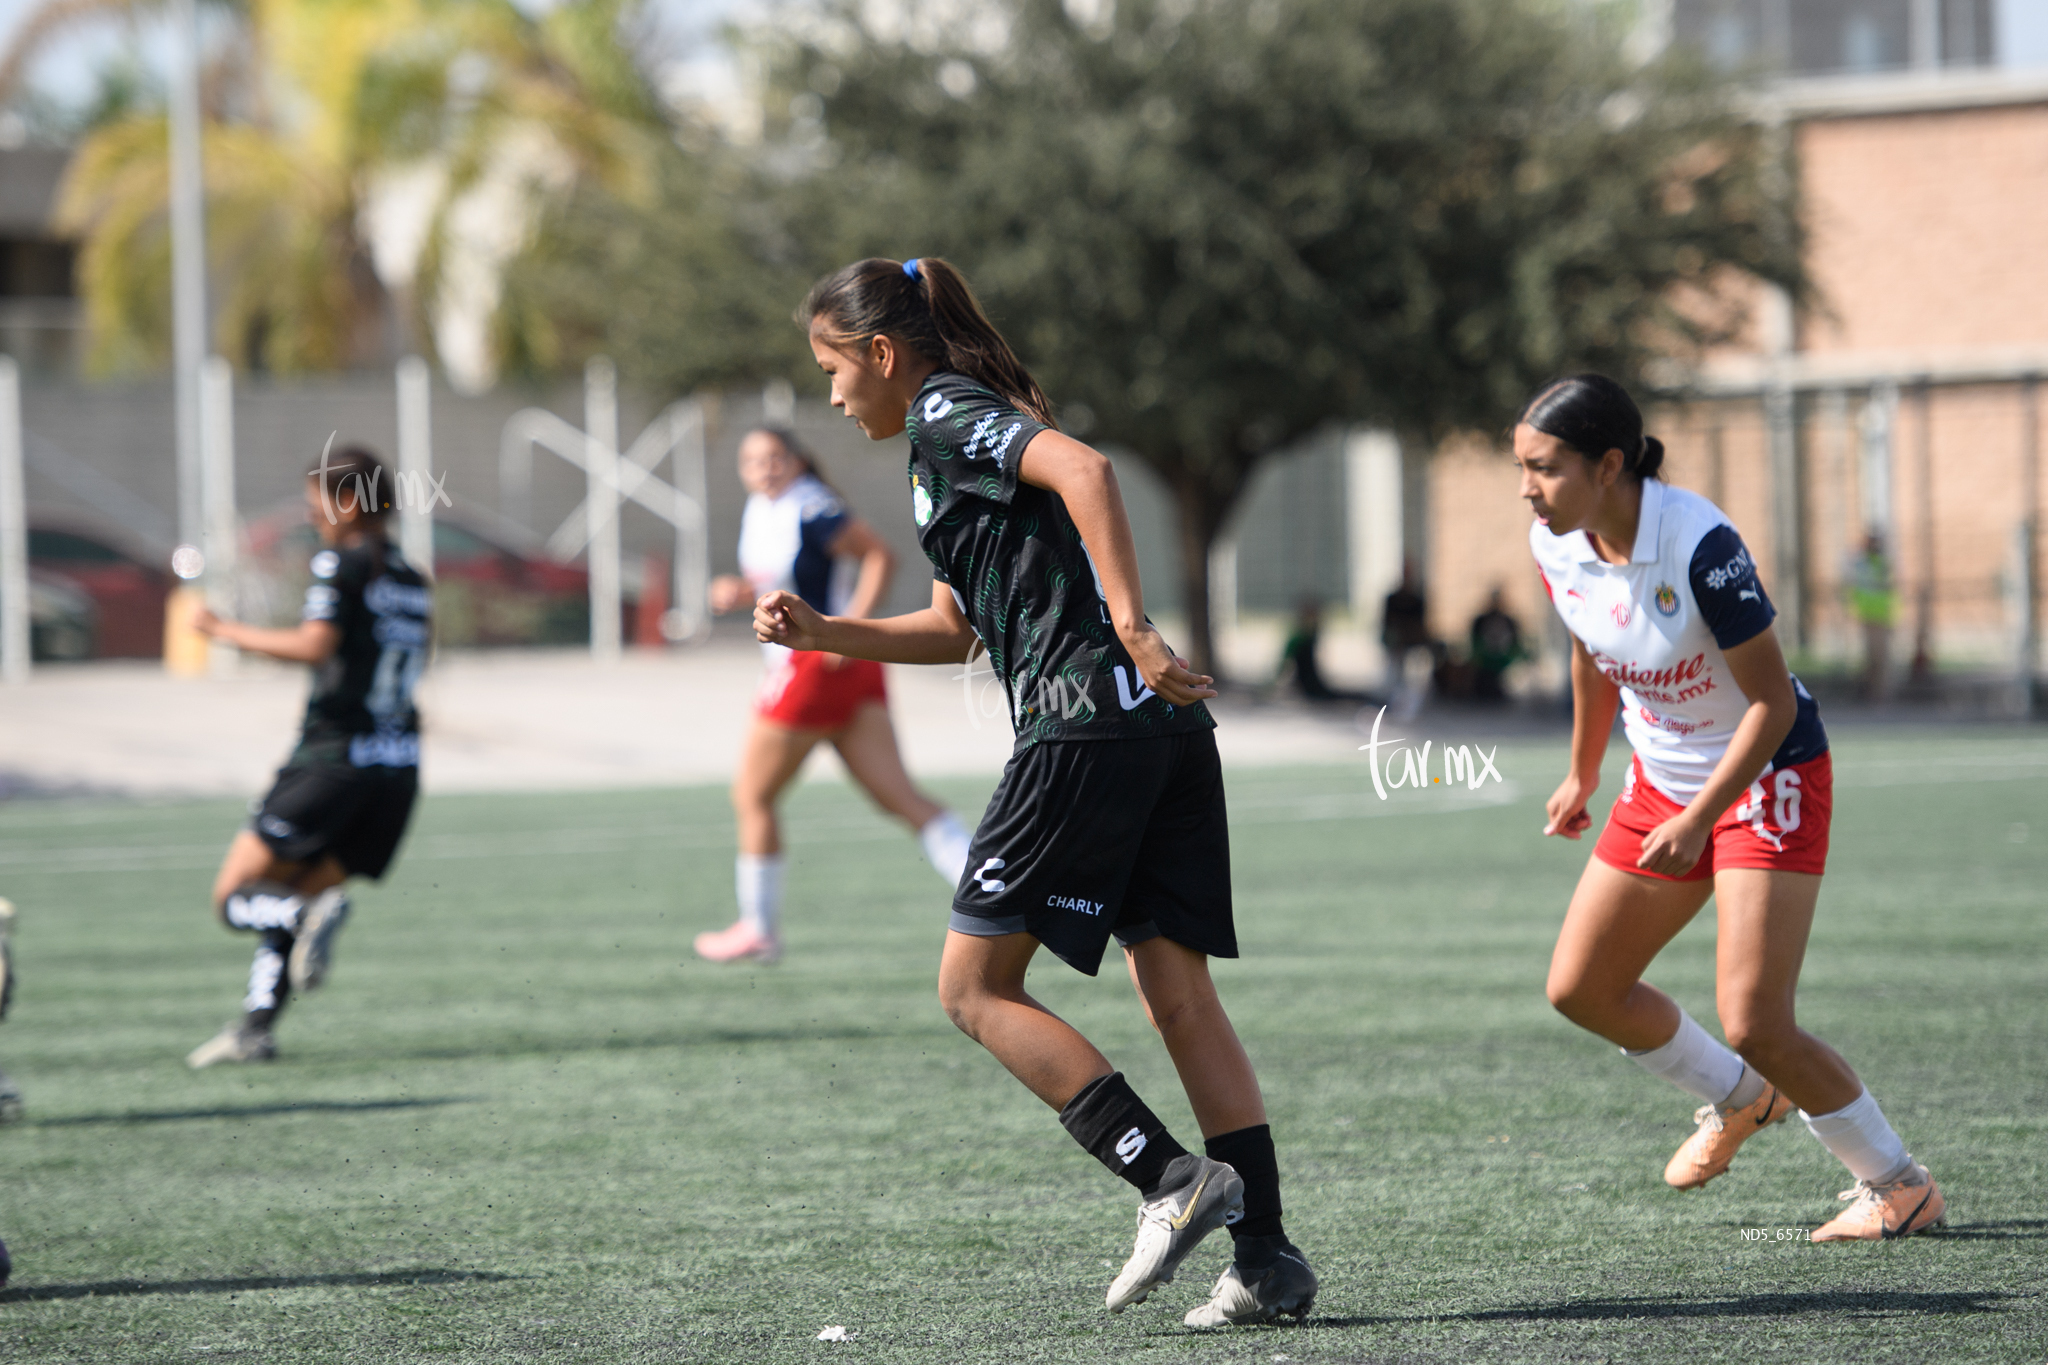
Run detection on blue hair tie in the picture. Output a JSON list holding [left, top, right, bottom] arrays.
[[902, 258, 921, 278]]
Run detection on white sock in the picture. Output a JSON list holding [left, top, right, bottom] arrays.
[[244, 935, 287, 1013], [1802, 1088, 1914, 1184], [918, 811, 972, 885], [223, 886, 303, 932], [1723, 1063, 1767, 1110], [736, 853, 785, 938], [1623, 1009, 1746, 1105]]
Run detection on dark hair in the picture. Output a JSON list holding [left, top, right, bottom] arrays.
[[1518, 374, 1665, 482], [307, 443, 395, 517], [799, 257, 1057, 428], [747, 425, 837, 495]]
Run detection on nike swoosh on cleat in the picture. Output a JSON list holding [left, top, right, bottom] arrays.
[[1881, 1188, 1935, 1240], [1167, 1174, 1211, 1231]]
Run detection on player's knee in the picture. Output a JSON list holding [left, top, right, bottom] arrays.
[[935, 972, 983, 1037], [1141, 987, 1211, 1039], [1545, 971, 1598, 1024], [1721, 1011, 1794, 1061]]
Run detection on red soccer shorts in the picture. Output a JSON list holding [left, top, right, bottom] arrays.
[[755, 650, 888, 732], [1594, 750, 1832, 882]]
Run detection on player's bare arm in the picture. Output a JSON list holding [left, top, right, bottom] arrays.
[[1635, 627, 1799, 876], [754, 580, 978, 665], [1015, 429, 1216, 707], [1545, 635, 1618, 839], [193, 608, 340, 665], [707, 575, 756, 614], [827, 518, 896, 621]]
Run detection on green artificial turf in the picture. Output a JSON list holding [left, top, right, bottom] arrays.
[[0, 726, 2043, 1362]]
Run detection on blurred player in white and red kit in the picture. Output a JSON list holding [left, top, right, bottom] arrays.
[[1519, 374, 1943, 1242], [694, 427, 971, 964]]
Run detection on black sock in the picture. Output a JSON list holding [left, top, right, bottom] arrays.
[[1058, 1072, 1191, 1196], [1206, 1124, 1285, 1240]]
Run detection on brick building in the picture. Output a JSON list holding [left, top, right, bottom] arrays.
[[1414, 21, 2047, 705]]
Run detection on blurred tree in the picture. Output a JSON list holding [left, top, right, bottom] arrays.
[[769, 0, 1803, 674], [0, 0, 666, 381], [496, 147, 815, 394]]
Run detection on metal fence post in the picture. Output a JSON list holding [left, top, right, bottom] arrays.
[[585, 357, 621, 662], [397, 356, 434, 576], [0, 357, 27, 684], [200, 355, 237, 673]]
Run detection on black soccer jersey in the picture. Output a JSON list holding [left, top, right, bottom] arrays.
[[294, 538, 432, 768], [905, 371, 1213, 748]]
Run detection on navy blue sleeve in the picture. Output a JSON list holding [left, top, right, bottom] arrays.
[[790, 493, 852, 612], [798, 502, 851, 559], [1688, 524, 1776, 649]]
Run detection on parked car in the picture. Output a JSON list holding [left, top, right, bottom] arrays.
[[243, 505, 626, 647], [25, 524, 171, 659], [26, 569, 97, 661]]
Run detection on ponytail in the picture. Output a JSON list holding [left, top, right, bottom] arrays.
[[1637, 435, 1666, 481], [800, 256, 1057, 428], [1519, 374, 1664, 482]]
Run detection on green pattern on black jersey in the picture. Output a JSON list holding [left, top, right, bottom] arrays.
[[905, 371, 1212, 749], [294, 538, 433, 767]]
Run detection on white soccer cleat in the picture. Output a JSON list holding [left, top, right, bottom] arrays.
[[288, 888, 352, 991], [186, 1022, 277, 1069], [1105, 1155, 1244, 1312]]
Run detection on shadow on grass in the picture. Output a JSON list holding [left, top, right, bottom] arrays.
[[1456, 1289, 2011, 1322], [1930, 1219, 2048, 1241], [0, 1268, 519, 1304], [385, 1023, 911, 1063], [36, 1097, 478, 1127]]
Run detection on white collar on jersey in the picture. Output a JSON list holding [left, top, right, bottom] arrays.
[[1572, 476, 1666, 566]]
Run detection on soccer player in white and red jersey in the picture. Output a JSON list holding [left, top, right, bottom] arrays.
[[694, 426, 972, 964], [1518, 374, 1943, 1242]]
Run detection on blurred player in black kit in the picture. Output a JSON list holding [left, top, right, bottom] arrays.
[[186, 445, 431, 1068], [756, 257, 1317, 1328]]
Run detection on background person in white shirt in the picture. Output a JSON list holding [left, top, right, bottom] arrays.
[[1518, 374, 1943, 1243]]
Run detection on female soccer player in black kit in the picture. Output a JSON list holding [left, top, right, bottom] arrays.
[[185, 445, 431, 1068], [754, 257, 1317, 1328]]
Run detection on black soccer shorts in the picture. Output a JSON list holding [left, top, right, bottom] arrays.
[[949, 728, 1236, 975], [249, 761, 419, 880]]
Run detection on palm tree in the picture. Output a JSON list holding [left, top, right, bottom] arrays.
[[1, 0, 666, 383]]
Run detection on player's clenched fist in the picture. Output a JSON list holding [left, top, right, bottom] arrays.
[[753, 589, 826, 651], [1542, 774, 1595, 839]]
